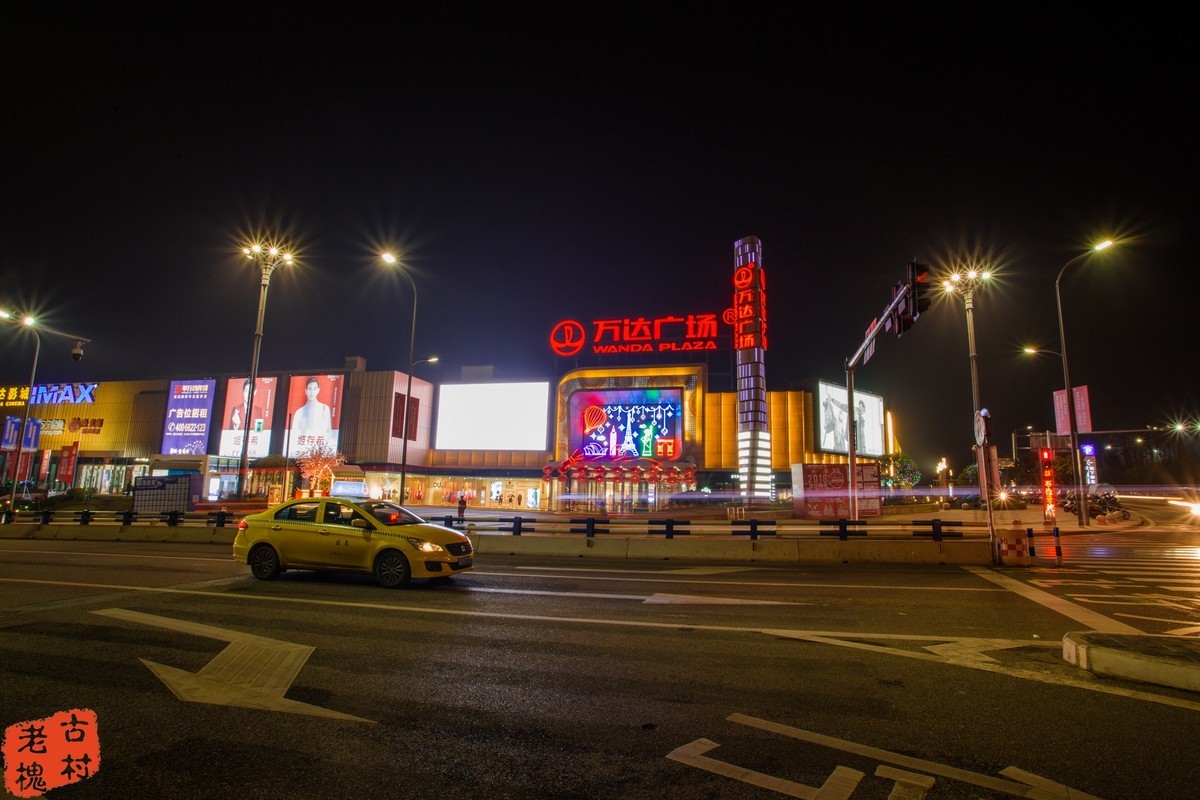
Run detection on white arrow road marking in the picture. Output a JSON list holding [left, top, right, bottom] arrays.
[[666, 738, 863, 799], [91, 608, 373, 723], [727, 713, 1104, 799]]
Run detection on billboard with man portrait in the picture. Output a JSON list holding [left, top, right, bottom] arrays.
[[284, 374, 344, 458]]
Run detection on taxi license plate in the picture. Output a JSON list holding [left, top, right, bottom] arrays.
[[456, 556, 473, 568]]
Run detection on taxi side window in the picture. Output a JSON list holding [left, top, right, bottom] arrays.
[[325, 503, 360, 527], [277, 502, 319, 522]]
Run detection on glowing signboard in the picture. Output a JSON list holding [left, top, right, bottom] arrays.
[[161, 379, 216, 455], [549, 314, 721, 357], [729, 261, 767, 350]]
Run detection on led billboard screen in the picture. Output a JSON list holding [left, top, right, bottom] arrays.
[[435, 382, 550, 450], [816, 381, 885, 458], [283, 374, 344, 457], [219, 376, 277, 458], [161, 379, 217, 455], [568, 387, 682, 462]]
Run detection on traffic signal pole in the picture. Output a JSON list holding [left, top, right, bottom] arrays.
[[844, 277, 916, 518]]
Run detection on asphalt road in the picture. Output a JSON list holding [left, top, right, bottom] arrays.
[[1, 531, 1198, 799]]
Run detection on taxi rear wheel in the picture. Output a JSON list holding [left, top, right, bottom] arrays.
[[374, 550, 411, 589], [249, 544, 281, 580]]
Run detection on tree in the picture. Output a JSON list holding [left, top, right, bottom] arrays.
[[958, 462, 978, 489], [295, 441, 346, 495], [877, 452, 921, 490]]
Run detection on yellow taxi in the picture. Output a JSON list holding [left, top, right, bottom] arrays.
[[233, 497, 474, 588]]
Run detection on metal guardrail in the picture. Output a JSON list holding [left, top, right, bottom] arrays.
[[0, 509, 235, 527], [0, 509, 992, 540]]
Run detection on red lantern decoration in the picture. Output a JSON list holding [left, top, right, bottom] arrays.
[[542, 466, 553, 483], [629, 466, 644, 483]]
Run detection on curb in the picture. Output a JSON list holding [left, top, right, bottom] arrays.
[[1063, 632, 1200, 693]]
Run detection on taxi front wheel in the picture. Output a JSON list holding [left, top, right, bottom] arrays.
[[375, 551, 411, 589]]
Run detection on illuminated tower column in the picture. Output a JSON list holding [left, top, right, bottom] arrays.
[[731, 235, 772, 500]]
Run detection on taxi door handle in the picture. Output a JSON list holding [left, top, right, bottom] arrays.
[[318, 529, 331, 535]]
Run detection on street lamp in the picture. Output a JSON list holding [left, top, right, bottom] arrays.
[[942, 266, 998, 562], [381, 253, 434, 507], [0, 311, 91, 520], [238, 243, 292, 498], [1055, 239, 1115, 526]]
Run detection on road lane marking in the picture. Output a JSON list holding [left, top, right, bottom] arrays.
[[495, 569, 1005, 592], [91, 608, 372, 723], [727, 714, 1103, 799], [666, 738, 863, 798], [6, 576, 1198, 713], [962, 566, 1142, 634], [462, 586, 796, 604]]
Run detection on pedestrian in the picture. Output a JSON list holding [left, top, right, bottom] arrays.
[[457, 495, 467, 521]]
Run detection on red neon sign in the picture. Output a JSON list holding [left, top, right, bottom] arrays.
[[548, 314, 721, 356], [731, 262, 767, 351]]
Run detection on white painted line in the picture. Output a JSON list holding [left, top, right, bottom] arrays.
[[728, 714, 1103, 799], [489, 570, 1004, 592], [643, 593, 793, 606], [875, 764, 935, 791], [962, 566, 1142, 634], [459, 586, 799, 604], [514, 565, 757, 575], [666, 738, 863, 798]]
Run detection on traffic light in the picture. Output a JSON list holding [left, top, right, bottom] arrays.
[[907, 260, 931, 319], [895, 261, 930, 336], [1040, 448, 1054, 474]]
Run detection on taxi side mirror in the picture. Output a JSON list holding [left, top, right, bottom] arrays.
[[351, 518, 370, 529]]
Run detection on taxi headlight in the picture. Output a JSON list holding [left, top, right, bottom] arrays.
[[401, 536, 445, 553]]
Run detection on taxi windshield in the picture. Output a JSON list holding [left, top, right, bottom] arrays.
[[360, 501, 424, 526]]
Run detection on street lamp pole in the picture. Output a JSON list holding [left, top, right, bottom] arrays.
[[1055, 240, 1114, 527], [7, 327, 39, 517], [381, 253, 434, 507], [1, 312, 91, 520], [238, 244, 292, 498], [943, 268, 998, 563]]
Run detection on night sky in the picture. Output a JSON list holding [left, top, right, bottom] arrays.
[[2, 13, 1193, 477]]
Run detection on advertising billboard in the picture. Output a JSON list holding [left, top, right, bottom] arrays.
[[816, 381, 885, 458], [567, 387, 682, 462], [160, 379, 217, 455], [219, 376, 276, 458], [435, 382, 550, 451], [791, 463, 882, 519], [284, 374, 344, 458]]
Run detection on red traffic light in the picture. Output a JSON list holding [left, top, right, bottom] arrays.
[[1040, 449, 1053, 464]]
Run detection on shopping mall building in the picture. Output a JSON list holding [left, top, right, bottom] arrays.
[[1, 237, 895, 514]]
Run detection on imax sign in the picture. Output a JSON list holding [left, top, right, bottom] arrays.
[[31, 383, 99, 405]]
